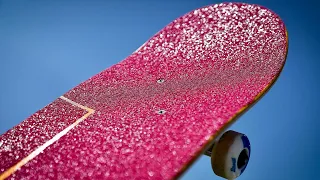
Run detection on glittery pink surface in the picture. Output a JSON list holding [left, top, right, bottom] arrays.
[[0, 99, 86, 174], [0, 3, 287, 180]]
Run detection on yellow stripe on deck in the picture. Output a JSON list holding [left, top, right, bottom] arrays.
[[0, 96, 95, 180]]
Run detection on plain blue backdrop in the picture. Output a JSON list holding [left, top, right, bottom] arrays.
[[0, 0, 319, 179]]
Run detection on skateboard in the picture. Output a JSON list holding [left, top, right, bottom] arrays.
[[0, 2, 288, 179]]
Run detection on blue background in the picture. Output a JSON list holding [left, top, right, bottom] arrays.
[[0, 0, 319, 179]]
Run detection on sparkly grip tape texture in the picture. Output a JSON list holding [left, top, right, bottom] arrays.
[[1, 3, 287, 180], [0, 98, 87, 174]]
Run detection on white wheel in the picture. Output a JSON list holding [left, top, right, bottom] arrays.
[[211, 130, 250, 179]]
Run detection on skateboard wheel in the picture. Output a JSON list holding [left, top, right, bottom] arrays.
[[211, 130, 250, 179]]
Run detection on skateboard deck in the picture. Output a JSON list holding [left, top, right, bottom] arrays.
[[0, 2, 288, 179]]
